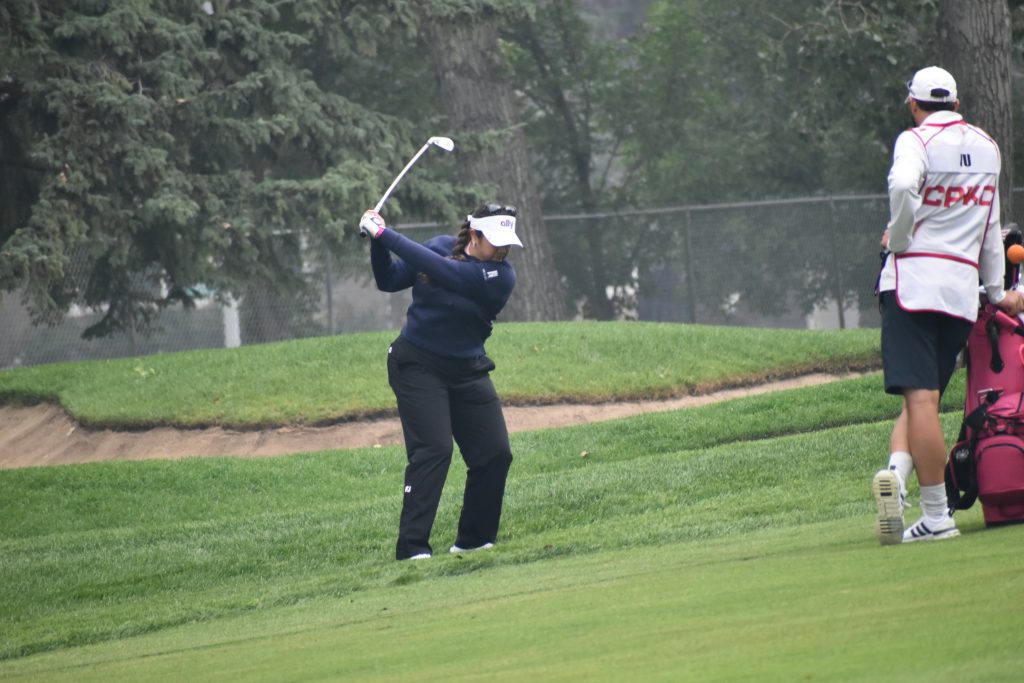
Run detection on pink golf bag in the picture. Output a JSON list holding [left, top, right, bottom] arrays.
[[947, 229, 1024, 525]]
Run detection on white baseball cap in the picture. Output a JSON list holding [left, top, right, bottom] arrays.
[[906, 66, 957, 103], [467, 214, 523, 248]]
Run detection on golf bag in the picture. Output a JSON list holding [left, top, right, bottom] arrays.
[[946, 227, 1024, 525]]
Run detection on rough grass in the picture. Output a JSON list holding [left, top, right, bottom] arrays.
[[0, 322, 879, 428]]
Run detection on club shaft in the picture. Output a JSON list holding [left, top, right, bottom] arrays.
[[373, 143, 431, 212]]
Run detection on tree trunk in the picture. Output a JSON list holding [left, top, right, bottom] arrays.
[[938, 0, 1014, 225], [517, 13, 615, 320], [421, 14, 568, 321]]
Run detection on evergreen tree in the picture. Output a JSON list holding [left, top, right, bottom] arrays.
[[0, 0, 459, 339]]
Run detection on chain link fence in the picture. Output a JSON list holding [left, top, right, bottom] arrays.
[[3, 192, 1019, 369]]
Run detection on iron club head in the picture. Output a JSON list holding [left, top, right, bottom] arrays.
[[367, 136, 457, 219], [428, 136, 455, 152]]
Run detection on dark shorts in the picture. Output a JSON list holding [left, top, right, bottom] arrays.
[[880, 291, 972, 396]]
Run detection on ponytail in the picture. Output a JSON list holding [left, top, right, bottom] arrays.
[[450, 219, 473, 260]]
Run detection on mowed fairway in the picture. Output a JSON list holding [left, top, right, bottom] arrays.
[[1, 479, 1020, 682], [3, 412, 1022, 681], [1, 325, 1021, 681]]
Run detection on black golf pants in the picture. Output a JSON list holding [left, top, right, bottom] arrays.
[[387, 336, 513, 560]]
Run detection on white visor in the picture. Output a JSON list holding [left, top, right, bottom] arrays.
[[467, 214, 523, 248]]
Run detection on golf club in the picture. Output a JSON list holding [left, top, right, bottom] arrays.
[[361, 136, 455, 237]]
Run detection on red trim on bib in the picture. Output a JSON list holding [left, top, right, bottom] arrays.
[[895, 251, 978, 269]]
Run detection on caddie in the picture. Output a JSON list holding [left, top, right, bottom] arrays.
[[872, 66, 1024, 544]]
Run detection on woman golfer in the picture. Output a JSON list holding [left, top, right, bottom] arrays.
[[359, 203, 522, 560]]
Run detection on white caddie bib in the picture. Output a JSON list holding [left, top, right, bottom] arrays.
[[884, 119, 1001, 321]]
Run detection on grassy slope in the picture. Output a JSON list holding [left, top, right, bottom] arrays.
[[1, 378, 1014, 678], [2, 324, 1017, 680], [1, 454, 1020, 682], [0, 322, 880, 427]]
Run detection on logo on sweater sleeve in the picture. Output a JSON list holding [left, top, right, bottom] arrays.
[[483, 268, 499, 280]]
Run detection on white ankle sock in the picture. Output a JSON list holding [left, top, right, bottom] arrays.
[[887, 451, 913, 492], [920, 484, 948, 519]]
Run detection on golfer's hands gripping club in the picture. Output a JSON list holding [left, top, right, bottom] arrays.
[[359, 209, 386, 239]]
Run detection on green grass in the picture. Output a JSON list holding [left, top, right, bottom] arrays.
[[0, 321, 879, 427], [2, 323, 1018, 681], [0, 373, 1013, 678], [2, 516, 1021, 683]]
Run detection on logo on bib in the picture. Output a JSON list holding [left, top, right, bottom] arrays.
[[922, 184, 995, 208]]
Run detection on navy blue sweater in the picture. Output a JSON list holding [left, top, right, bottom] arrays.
[[370, 229, 516, 358]]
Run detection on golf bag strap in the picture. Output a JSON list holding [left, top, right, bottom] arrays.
[[946, 437, 980, 512], [947, 392, 1001, 513], [987, 316, 1004, 373], [964, 397, 994, 433]]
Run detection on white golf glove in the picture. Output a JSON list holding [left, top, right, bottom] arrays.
[[359, 209, 386, 239]]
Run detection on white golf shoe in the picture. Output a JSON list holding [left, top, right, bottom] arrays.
[[449, 542, 495, 555], [903, 514, 960, 542], [872, 469, 905, 545]]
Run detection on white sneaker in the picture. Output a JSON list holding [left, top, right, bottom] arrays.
[[449, 542, 494, 554], [872, 469, 905, 545], [405, 553, 431, 560], [891, 469, 911, 510], [903, 514, 960, 542]]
